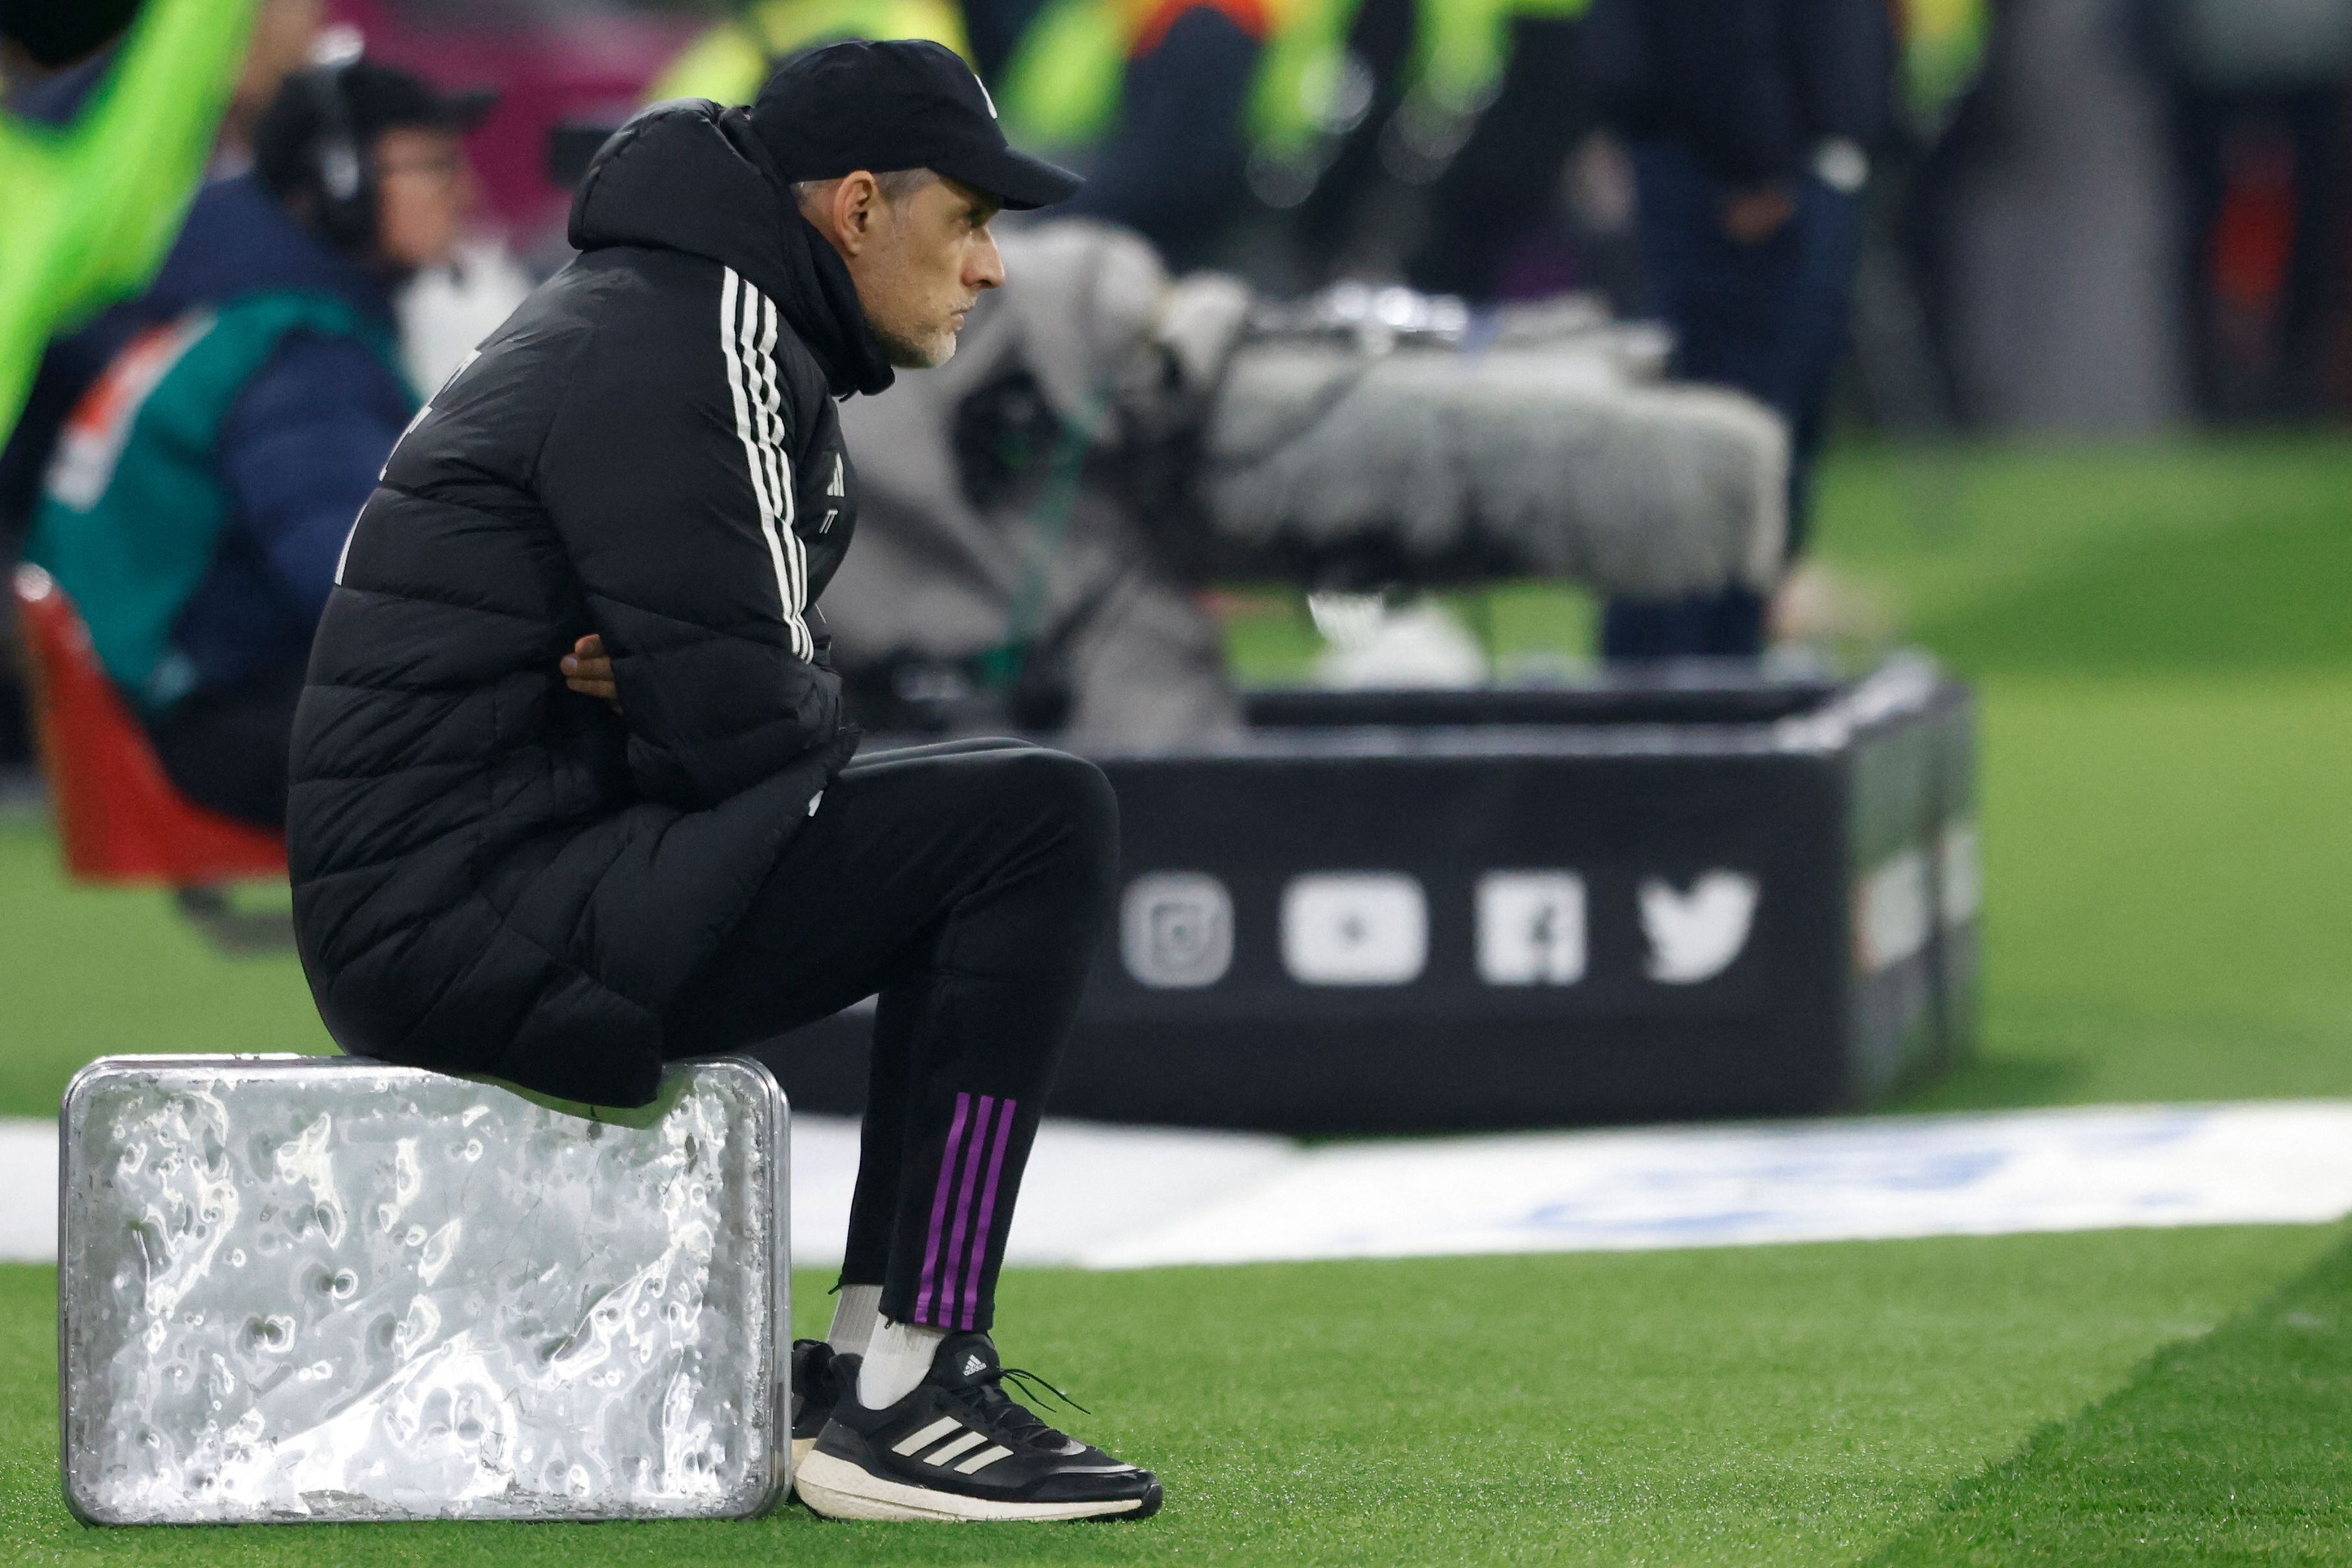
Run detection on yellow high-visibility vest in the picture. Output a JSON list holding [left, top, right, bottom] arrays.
[[648, 0, 971, 106], [999, 0, 1359, 158], [997, 0, 1591, 170], [1898, 0, 1988, 134], [1409, 0, 1589, 123], [1, 0, 258, 443]]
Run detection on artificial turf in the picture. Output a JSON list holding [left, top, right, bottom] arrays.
[[1823, 438, 2352, 1115], [3, 1227, 2340, 1566], [5, 434, 2352, 1562], [1868, 1229, 2352, 1566]]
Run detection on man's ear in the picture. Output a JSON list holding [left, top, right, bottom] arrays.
[[829, 170, 883, 258]]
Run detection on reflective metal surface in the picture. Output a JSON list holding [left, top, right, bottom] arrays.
[[59, 1055, 788, 1524]]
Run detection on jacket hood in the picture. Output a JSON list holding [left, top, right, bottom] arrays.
[[569, 101, 894, 399], [145, 175, 396, 324]]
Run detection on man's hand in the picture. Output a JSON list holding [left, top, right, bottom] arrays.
[[1721, 184, 1797, 245], [561, 633, 620, 712]]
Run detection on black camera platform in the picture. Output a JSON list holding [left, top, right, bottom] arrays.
[[753, 655, 1977, 1133]]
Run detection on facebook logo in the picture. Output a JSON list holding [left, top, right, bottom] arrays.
[[1475, 873, 1588, 986]]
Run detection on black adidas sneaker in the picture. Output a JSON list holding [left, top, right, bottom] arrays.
[[790, 1340, 856, 1469], [795, 1333, 1162, 1522]]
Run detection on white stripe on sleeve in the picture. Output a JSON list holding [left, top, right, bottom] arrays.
[[752, 291, 814, 659], [719, 267, 813, 660], [719, 268, 777, 525]]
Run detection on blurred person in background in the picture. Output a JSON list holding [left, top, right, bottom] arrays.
[[996, 0, 1271, 271], [1588, 0, 1894, 660], [1397, 4, 1606, 303], [2, 0, 326, 555], [649, 0, 970, 102], [2157, 0, 2352, 420], [220, 0, 326, 174], [2, 0, 317, 167], [19, 58, 481, 828], [1, 0, 151, 770], [1127, 0, 1606, 295], [0, 0, 143, 118]]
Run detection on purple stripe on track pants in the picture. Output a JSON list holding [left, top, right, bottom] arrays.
[[913, 1092, 973, 1325], [961, 1098, 1018, 1330], [936, 1095, 997, 1325]]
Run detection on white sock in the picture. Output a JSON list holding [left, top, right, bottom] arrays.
[[827, 1284, 882, 1359], [857, 1315, 946, 1409]]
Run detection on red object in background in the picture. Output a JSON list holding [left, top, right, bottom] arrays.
[[11, 564, 286, 886], [2211, 126, 2299, 315], [1132, 0, 1270, 56], [327, 0, 698, 240]]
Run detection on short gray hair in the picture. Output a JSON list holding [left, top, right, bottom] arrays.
[[791, 169, 939, 210]]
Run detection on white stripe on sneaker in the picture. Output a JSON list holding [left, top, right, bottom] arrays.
[[923, 1430, 989, 1467], [891, 1416, 962, 1457], [954, 1443, 1015, 1475]]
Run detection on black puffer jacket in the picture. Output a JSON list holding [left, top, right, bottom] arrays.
[[289, 101, 893, 1107]]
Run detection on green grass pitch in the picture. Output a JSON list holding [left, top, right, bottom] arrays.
[[5, 435, 2352, 1562]]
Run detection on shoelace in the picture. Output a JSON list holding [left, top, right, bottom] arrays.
[[967, 1364, 1091, 1450]]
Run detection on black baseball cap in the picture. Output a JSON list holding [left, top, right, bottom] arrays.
[[749, 38, 1081, 211]]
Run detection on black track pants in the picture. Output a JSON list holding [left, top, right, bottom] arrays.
[[662, 737, 1118, 1333]]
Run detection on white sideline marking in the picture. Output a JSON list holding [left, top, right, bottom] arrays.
[[783, 1115, 1295, 1270], [8, 1102, 2352, 1270], [0, 1120, 55, 1263], [1076, 1102, 2352, 1269]]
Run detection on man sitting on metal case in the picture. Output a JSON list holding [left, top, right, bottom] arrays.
[[288, 40, 1161, 1523]]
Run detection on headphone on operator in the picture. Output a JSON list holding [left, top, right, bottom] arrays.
[[300, 54, 378, 251]]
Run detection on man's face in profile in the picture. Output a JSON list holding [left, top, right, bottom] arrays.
[[834, 173, 1006, 369]]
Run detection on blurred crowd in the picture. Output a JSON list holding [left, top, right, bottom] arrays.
[[1, 0, 2315, 427], [3, 0, 2351, 788]]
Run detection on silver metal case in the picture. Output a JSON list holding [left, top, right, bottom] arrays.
[[58, 1054, 790, 1525]]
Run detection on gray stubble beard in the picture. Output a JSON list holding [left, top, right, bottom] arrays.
[[869, 317, 955, 370]]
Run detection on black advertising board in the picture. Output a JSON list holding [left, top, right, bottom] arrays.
[[753, 656, 1978, 1132]]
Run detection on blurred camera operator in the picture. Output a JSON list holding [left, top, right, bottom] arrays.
[[21, 58, 482, 828], [1590, 0, 1894, 660]]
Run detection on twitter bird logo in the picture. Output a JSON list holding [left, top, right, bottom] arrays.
[[1640, 872, 1760, 983]]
